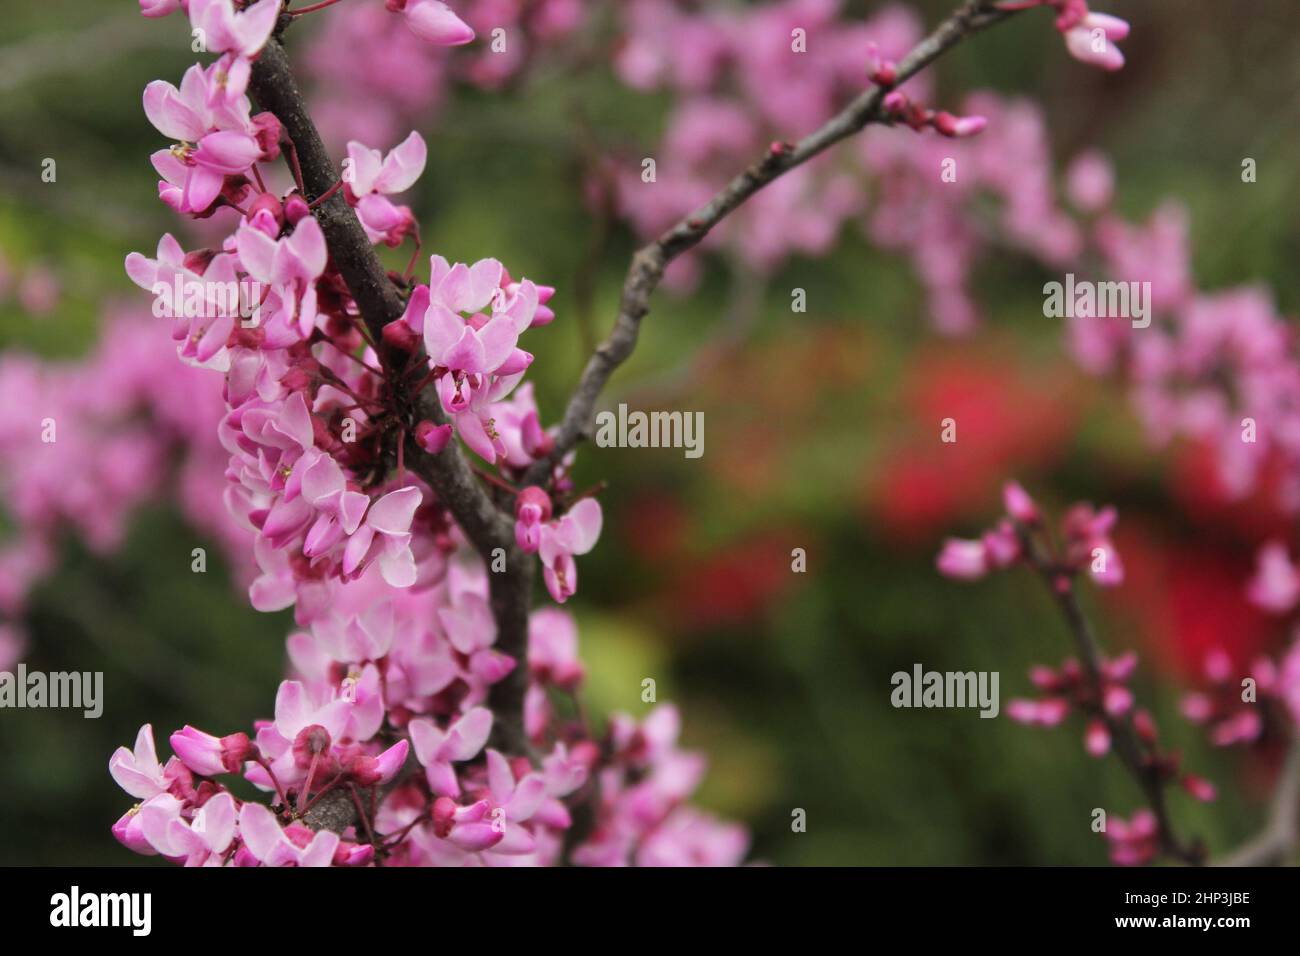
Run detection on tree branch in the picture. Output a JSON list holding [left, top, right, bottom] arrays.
[[522, 0, 1019, 486], [1013, 523, 1205, 865], [251, 0, 1027, 799], [249, 23, 532, 769]]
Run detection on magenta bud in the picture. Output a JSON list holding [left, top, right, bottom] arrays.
[[382, 318, 419, 353], [933, 111, 988, 138], [246, 191, 284, 226], [870, 63, 897, 87], [284, 194, 311, 225], [515, 485, 552, 522], [415, 421, 453, 455], [251, 112, 282, 161], [182, 248, 217, 275], [882, 90, 908, 115]]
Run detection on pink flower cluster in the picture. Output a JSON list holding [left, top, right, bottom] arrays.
[[1180, 644, 1300, 748], [938, 483, 1217, 864], [610, 0, 922, 288], [607, 0, 1127, 298], [105, 1, 744, 866], [936, 481, 1123, 587]]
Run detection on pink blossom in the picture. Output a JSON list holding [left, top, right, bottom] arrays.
[[341, 485, 423, 587], [346, 132, 427, 244], [410, 707, 493, 796], [109, 724, 170, 799], [539, 498, 602, 603], [169, 726, 254, 776], [188, 0, 279, 59], [239, 802, 340, 866], [140, 791, 238, 865]]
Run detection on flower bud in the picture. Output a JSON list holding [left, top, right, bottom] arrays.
[[932, 111, 987, 138], [382, 318, 420, 353], [246, 192, 284, 228], [251, 112, 283, 161], [415, 421, 453, 455], [284, 193, 311, 225]]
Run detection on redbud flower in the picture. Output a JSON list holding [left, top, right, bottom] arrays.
[[539, 498, 603, 604], [239, 802, 339, 867], [348, 739, 410, 787], [109, 724, 170, 799], [283, 193, 311, 224], [410, 707, 493, 796], [346, 132, 427, 244], [865, 42, 897, 87], [170, 726, 253, 776], [341, 485, 424, 587], [1102, 685, 1133, 717], [187, 0, 279, 59]]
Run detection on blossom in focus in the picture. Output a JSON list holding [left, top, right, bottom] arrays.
[[187, 0, 279, 59], [345, 132, 427, 245], [539, 498, 603, 604]]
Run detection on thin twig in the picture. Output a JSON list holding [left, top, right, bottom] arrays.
[[521, 0, 1021, 487]]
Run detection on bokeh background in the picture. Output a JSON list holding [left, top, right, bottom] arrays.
[[1, 0, 1299, 865]]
